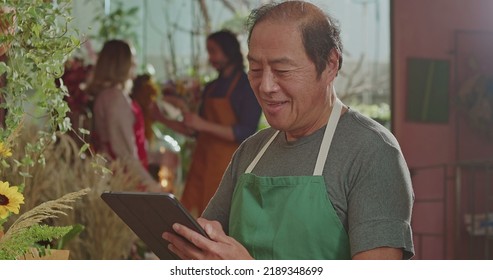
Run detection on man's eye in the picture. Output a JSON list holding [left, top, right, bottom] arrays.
[[249, 69, 262, 75], [275, 70, 290, 75]]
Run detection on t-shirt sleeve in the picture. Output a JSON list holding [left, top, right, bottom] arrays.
[[202, 160, 235, 234], [347, 142, 415, 259]]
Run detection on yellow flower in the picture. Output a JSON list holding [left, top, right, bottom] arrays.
[[0, 181, 24, 219], [0, 142, 12, 158]]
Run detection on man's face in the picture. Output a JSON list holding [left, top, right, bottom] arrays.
[[206, 39, 229, 73], [247, 20, 333, 139]]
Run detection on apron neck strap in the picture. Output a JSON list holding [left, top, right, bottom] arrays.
[[225, 72, 241, 98], [313, 98, 342, 176], [245, 130, 279, 173], [245, 98, 343, 175]]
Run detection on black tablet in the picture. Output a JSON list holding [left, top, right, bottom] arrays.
[[101, 191, 208, 260]]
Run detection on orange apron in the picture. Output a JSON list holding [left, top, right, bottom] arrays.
[[181, 72, 241, 216]]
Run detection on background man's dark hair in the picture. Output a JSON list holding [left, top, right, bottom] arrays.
[[207, 30, 244, 70], [246, 1, 343, 77]]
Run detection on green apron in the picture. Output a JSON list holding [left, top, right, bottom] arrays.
[[229, 99, 351, 260]]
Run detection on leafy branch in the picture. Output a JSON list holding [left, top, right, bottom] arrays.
[[0, 0, 81, 177]]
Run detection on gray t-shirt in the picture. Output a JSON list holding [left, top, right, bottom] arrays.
[[203, 109, 415, 259]]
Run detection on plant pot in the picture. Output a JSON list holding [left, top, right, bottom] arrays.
[[18, 248, 70, 260]]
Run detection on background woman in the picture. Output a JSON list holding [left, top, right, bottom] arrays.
[[86, 39, 161, 192]]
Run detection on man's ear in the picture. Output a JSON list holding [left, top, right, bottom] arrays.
[[327, 48, 340, 77]]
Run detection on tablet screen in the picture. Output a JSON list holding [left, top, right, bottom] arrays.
[[101, 191, 208, 260]]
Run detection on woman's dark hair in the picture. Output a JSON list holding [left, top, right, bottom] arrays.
[[247, 1, 343, 77], [207, 30, 244, 70]]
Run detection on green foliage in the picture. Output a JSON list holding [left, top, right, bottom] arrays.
[[55, 223, 84, 250], [0, 224, 72, 260], [0, 0, 80, 176], [0, 0, 87, 260], [88, 0, 139, 46], [350, 102, 391, 128]]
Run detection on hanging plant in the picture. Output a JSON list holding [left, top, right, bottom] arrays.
[[0, 0, 88, 259], [0, 0, 82, 168]]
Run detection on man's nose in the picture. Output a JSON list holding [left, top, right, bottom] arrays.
[[259, 70, 278, 95]]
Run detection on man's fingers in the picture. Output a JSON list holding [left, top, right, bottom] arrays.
[[168, 243, 187, 260], [163, 231, 202, 260], [171, 223, 214, 253], [197, 218, 230, 243], [163, 221, 254, 260]]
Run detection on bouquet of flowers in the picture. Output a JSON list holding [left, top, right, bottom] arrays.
[[161, 77, 202, 118]]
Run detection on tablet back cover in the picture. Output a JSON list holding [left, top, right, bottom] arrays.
[[101, 191, 202, 260]]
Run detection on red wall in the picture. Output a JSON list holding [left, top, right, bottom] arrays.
[[392, 0, 493, 259], [394, 0, 493, 166]]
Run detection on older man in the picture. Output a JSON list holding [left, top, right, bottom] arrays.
[[163, 0, 414, 260]]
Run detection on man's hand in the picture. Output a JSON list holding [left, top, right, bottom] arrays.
[[162, 218, 254, 260]]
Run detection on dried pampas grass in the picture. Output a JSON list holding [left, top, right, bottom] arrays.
[[2, 126, 143, 259], [0, 188, 89, 260], [2, 188, 90, 241]]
